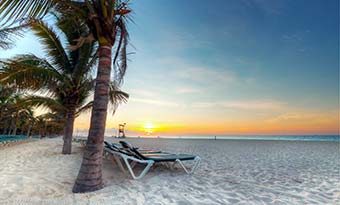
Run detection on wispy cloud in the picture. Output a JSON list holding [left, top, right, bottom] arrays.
[[192, 100, 286, 110], [160, 31, 212, 51], [266, 109, 340, 124], [175, 87, 200, 94], [130, 98, 180, 108], [144, 56, 257, 98], [150, 56, 248, 93], [175, 66, 236, 84], [129, 89, 158, 98]]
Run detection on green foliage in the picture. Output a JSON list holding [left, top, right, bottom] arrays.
[[0, 14, 129, 132], [0, 25, 25, 49]]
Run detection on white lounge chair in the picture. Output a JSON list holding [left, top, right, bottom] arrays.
[[103, 141, 201, 179]]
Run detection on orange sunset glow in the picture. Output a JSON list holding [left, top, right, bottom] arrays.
[[73, 106, 339, 136]]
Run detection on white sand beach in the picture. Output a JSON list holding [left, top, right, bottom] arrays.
[[0, 138, 339, 205]]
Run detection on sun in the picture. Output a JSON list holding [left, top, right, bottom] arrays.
[[144, 123, 155, 135]]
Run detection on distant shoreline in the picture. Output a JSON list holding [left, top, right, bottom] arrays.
[[74, 135, 340, 142]]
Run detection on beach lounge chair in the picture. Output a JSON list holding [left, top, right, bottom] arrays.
[[112, 141, 164, 154], [103, 141, 201, 179]]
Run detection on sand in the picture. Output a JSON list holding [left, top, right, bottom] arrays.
[[0, 137, 339, 204]]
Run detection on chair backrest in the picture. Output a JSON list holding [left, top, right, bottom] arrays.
[[104, 141, 113, 149], [119, 141, 146, 160], [119, 141, 134, 149], [105, 141, 141, 158]]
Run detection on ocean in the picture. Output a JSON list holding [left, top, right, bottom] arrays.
[[125, 135, 340, 142], [2, 135, 339, 143]]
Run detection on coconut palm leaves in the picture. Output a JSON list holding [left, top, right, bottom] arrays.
[[0, 26, 23, 49], [0, 85, 34, 136], [0, 17, 129, 155], [109, 81, 129, 114], [0, 0, 133, 193], [0, 0, 57, 26], [32, 19, 72, 71]]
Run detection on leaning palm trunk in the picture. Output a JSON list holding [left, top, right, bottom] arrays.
[[62, 104, 76, 154], [73, 45, 112, 193]]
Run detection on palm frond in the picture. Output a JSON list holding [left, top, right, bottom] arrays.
[[37, 111, 66, 125], [108, 82, 129, 114], [85, 48, 99, 74], [71, 41, 97, 80], [0, 54, 63, 91], [0, 0, 57, 26], [54, 1, 87, 19], [112, 17, 129, 86], [76, 78, 95, 104], [0, 24, 28, 49], [17, 95, 66, 113], [30, 19, 72, 73], [75, 101, 93, 117]]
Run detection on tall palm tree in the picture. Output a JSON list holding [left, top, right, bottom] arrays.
[[0, 16, 128, 154], [0, 0, 132, 193]]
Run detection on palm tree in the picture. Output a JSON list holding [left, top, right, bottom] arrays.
[[22, 108, 35, 137], [0, 16, 128, 154], [0, 85, 18, 135], [0, 84, 36, 136], [0, 17, 96, 153], [0, 0, 132, 193]]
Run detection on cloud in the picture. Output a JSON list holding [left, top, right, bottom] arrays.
[[175, 87, 200, 94], [174, 66, 237, 85], [266, 110, 340, 124], [130, 97, 180, 108], [129, 89, 158, 97], [150, 56, 257, 98], [160, 31, 212, 51], [192, 100, 286, 110]]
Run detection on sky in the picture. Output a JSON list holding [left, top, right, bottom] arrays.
[[0, 0, 339, 136]]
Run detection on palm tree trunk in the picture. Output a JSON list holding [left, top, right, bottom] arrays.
[[26, 125, 31, 138], [12, 125, 17, 136], [73, 44, 112, 193], [62, 104, 76, 154], [9, 118, 15, 136]]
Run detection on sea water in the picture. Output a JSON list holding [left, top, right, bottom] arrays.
[[126, 135, 340, 142]]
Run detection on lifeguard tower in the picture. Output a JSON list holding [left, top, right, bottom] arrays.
[[118, 123, 126, 138]]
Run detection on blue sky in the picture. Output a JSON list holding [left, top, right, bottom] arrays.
[[0, 0, 339, 135], [127, 0, 339, 105]]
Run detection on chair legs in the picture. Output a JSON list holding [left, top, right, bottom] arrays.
[[121, 156, 154, 180], [174, 156, 201, 174]]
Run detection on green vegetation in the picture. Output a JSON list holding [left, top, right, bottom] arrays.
[[0, 0, 132, 193]]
